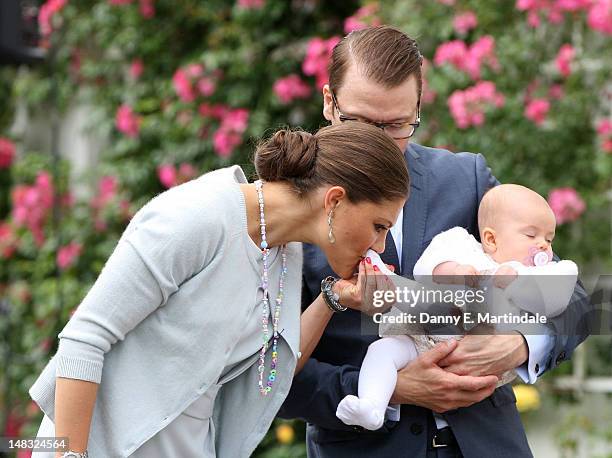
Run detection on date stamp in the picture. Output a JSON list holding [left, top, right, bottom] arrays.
[[0, 436, 69, 452]]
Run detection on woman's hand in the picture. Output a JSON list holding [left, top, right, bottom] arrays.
[[333, 257, 396, 315]]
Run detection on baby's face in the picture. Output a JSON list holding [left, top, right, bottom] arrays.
[[491, 202, 556, 265]]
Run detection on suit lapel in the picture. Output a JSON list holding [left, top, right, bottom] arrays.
[[380, 232, 401, 274], [401, 144, 429, 276]]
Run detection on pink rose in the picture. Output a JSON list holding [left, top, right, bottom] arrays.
[[587, 0, 612, 35], [172, 64, 215, 103], [178, 163, 197, 182], [115, 104, 141, 138], [0, 222, 17, 259], [198, 103, 228, 119], [172, 69, 196, 103], [302, 36, 341, 89], [11, 172, 54, 246], [186, 64, 204, 78], [548, 84, 564, 100], [57, 242, 82, 270], [555, 44, 575, 77], [212, 108, 250, 158], [197, 77, 216, 97], [156, 163, 197, 188], [221, 108, 249, 132], [434, 36, 498, 80], [89, 176, 119, 230], [548, 187, 586, 224], [213, 130, 242, 158], [0, 137, 16, 169], [158, 164, 178, 188], [517, 0, 593, 28], [38, 0, 67, 37], [433, 40, 468, 68], [447, 81, 505, 128], [464, 35, 499, 80], [344, 4, 381, 34], [129, 59, 144, 79], [139, 0, 155, 18], [273, 74, 312, 104], [556, 0, 592, 11], [238, 0, 265, 8], [516, 0, 538, 10], [524, 98, 550, 125], [596, 119, 612, 153], [527, 9, 541, 27], [453, 11, 478, 35], [99, 176, 118, 203]]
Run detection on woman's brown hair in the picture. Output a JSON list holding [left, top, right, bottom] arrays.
[[254, 122, 409, 203]]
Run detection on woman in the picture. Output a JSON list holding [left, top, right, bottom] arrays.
[[29, 122, 409, 458]]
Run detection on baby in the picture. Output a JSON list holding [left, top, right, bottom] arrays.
[[336, 184, 578, 430]]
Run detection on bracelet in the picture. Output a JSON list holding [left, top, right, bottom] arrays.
[[320, 276, 347, 312]]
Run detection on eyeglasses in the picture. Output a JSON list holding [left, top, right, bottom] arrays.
[[330, 90, 420, 140]]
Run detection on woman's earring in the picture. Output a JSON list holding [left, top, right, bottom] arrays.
[[327, 209, 336, 244]]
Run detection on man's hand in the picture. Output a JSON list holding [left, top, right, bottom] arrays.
[[438, 333, 528, 377], [390, 340, 499, 413]]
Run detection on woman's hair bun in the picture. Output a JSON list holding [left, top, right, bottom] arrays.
[[254, 129, 318, 182]]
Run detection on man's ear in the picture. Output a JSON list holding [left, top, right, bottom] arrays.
[[481, 227, 497, 253], [322, 84, 334, 122]]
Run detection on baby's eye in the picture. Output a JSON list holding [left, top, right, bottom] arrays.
[[525, 234, 535, 238]]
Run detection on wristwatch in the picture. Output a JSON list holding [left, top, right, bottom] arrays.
[[320, 276, 347, 312], [60, 451, 88, 458]]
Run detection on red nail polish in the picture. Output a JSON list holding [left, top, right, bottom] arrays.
[[365, 257, 371, 264], [373, 265, 379, 271], [389, 265, 395, 272]]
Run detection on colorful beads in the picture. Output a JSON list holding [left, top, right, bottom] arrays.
[[255, 180, 287, 396]]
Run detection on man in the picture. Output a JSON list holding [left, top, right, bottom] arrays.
[[278, 26, 592, 457]]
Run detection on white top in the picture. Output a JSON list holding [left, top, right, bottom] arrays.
[[413, 227, 578, 317]]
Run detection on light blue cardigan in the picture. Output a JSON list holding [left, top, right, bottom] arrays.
[[29, 166, 303, 457]]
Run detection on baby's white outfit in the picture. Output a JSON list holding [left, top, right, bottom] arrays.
[[336, 227, 578, 430]]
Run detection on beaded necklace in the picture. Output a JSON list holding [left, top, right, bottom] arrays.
[[255, 179, 287, 395]]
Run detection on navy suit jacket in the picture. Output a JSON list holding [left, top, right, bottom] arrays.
[[278, 144, 592, 458]]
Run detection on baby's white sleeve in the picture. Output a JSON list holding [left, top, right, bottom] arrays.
[[503, 260, 578, 317], [413, 227, 475, 283]]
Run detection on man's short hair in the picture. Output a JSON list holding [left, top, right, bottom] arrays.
[[328, 25, 423, 98]]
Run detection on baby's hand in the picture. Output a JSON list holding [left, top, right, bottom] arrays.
[[493, 265, 518, 289], [433, 262, 480, 286], [453, 264, 480, 287]]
